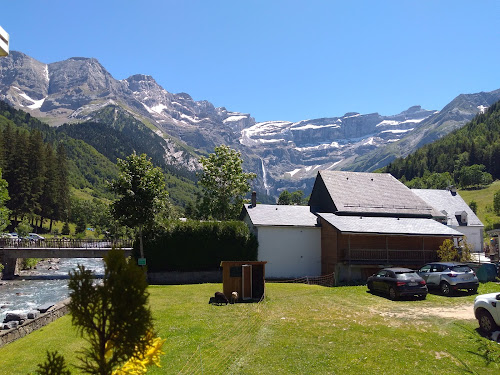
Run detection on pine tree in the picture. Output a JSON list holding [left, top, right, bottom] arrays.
[[27, 130, 47, 226], [7, 130, 31, 220], [39, 143, 58, 231], [54, 143, 70, 223]]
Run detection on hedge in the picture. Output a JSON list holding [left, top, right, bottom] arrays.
[[136, 220, 258, 272]]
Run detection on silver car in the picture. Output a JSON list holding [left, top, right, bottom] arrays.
[[417, 262, 479, 296]]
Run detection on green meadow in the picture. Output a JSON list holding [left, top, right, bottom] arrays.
[[460, 180, 500, 231], [1, 282, 500, 374]]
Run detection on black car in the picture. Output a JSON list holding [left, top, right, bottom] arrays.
[[367, 267, 428, 300]]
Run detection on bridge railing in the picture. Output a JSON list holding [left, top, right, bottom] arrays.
[[0, 238, 134, 249]]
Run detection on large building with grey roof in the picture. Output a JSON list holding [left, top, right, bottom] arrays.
[[411, 188, 484, 252], [243, 170, 465, 283]]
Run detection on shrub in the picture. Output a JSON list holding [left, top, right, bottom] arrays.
[[140, 220, 258, 272], [437, 238, 473, 262], [61, 222, 71, 235]]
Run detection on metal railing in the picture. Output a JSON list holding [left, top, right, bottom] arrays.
[[342, 248, 438, 264], [0, 238, 134, 249]]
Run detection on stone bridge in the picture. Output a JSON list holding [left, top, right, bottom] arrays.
[[0, 239, 133, 279]]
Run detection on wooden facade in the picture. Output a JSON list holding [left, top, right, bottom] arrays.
[[220, 261, 267, 302], [320, 218, 453, 282]]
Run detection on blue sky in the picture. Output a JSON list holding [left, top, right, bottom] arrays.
[[2, 1, 500, 122]]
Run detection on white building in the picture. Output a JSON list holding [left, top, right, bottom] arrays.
[[242, 204, 321, 279], [412, 188, 484, 252]]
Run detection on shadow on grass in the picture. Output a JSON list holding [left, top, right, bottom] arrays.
[[366, 289, 427, 302]]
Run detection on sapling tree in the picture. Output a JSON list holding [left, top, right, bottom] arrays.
[[67, 249, 153, 374]]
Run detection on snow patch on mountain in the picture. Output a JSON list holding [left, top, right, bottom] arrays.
[[224, 115, 248, 123], [294, 142, 340, 152], [381, 128, 414, 134], [291, 123, 341, 131], [12, 86, 46, 109]]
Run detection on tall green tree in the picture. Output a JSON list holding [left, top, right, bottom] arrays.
[[197, 145, 256, 220], [6, 129, 31, 220], [291, 190, 305, 205], [27, 130, 47, 221], [67, 249, 153, 374], [0, 169, 10, 232], [54, 143, 70, 223], [109, 152, 170, 259], [278, 190, 291, 205], [494, 190, 500, 215], [39, 143, 58, 231]]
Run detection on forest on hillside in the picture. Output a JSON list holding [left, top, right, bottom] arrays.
[[0, 101, 199, 209], [383, 100, 500, 189], [0, 124, 70, 230]]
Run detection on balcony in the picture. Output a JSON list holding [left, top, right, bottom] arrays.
[[341, 248, 438, 265]]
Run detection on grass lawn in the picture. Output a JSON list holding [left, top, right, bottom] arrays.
[[460, 180, 500, 230], [2, 282, 500, 374]]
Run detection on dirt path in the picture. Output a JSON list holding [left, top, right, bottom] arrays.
[[377, 303, 475, 321]]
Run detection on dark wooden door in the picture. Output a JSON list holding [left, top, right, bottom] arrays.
[[242, 265, 252, 300]]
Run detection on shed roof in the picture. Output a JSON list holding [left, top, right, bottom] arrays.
[[312, 171, 440, 217], [411, 189, 483, 227], [243, 204, 318, 227], [317, 213, 464, 236]]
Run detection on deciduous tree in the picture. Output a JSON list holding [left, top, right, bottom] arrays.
[[197, 145, 256, 220], [277, 190, 291, 205], [109, 152, 170, 259]]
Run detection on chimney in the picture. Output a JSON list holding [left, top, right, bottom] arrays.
[[251, 191, 257, 208], [447, 185, 457, 196]]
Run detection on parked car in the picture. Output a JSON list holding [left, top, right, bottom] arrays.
[[474, 292, 500, 333], [367, 267, 428, 300], [417, 262, 479, 296], [27, 233, 45, 241]]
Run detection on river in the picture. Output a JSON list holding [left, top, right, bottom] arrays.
[[0, 258, 104, 323]]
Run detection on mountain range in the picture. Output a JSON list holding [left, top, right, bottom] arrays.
[[1, 50, 499, 199]]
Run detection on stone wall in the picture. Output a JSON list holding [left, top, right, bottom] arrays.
[[147, 270, 222, 285], [0, 298, 70, 348]]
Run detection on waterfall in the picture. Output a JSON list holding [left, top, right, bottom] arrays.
[[261, 158, 270, 195]]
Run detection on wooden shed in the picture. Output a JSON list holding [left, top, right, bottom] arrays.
[[220, 261, 267, 302]]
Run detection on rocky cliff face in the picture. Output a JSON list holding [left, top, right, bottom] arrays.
[[1, 51, 498, 198]]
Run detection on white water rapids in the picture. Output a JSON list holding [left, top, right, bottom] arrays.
[[0, 258, 104, 323]]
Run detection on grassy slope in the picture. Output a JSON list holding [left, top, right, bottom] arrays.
[[1, 283, 500, 374], [459, 180, 500, 230]]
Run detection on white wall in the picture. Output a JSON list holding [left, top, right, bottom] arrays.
[[256, 226, 321, 279], [453, 226, 484, 252]]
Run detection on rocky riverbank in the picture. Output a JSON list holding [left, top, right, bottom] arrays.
[[0, 298, 70, 347]]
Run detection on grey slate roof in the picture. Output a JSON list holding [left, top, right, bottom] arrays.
[[243, 204, 318, 227], [317, 171, 440, 217], [317, 213, 464, 236], [411, 189, 483, 227]]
